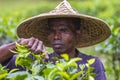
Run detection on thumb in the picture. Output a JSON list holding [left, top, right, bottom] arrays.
[[42, 45, 49, 59]]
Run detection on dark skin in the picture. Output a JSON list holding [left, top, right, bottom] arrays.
[[0, 18, 80, 63], [0, 37, 48, 63], [48, 18, 79, 58]]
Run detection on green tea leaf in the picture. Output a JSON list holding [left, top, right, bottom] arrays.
[[70, 71, 83, 80], [61, 53, 69, 61], [87, 58, 95, 65], [9, 68, 19, 73], [7, 71, 28, 80], [57, 71, 70, 79]]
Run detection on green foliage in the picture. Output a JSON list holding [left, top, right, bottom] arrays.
[[91, 1, 120, 80], [1, 0, 120, 80], [0, 1, 56, 45], [0, 43, 96, 80], [0, 64, 8, 80]]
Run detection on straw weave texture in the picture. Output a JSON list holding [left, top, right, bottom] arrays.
[[17, 0, 111, 47]]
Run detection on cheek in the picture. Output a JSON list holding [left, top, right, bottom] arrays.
[[62, 34, 75, 44], [48, 34, 53, 43]]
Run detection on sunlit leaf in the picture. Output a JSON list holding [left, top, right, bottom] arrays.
[[61, 53, 69, 61], [87, 58, 95, 65]]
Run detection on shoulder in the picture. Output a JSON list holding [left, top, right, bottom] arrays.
[[77, 50, 105, 71], [77, 51, 106, 79], [91, 57, 106, 80], [77, 50, 95, 64], [92, 57, 105, 72]]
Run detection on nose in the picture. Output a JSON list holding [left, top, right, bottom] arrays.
[[54, 31, 61, 40]]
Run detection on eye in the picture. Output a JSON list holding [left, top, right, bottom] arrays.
[[60, 28, 69, 33], [61, 28, 67, 32]]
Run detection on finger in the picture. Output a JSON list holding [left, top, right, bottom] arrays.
[[16, 38, 22, 43], [19, 38, 28, 45], [29, 39, 39, 52], [42, 45, 49, 59], [42, 45, 46, 53], [34, 41, 43, 53], [27, 37, 35, 48]]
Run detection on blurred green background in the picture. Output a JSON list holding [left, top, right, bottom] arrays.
[[0, 0, 120, 80]]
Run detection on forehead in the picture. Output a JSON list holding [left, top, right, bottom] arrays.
[[48, 18, 78, 32], [48, 18, 75, 26]]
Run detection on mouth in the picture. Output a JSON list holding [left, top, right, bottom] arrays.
[[52, 43, 63, 49]]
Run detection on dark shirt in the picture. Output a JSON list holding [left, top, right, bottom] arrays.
[[2, 49, 106, 80]]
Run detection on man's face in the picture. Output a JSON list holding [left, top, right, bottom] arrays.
[[48, 18, 77, 54]]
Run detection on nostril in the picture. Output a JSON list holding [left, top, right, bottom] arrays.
[[54, 32, 61, 40]]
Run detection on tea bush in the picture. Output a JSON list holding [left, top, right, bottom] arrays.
[[0, 43, 96, 80], [0, 0, 120, 80]]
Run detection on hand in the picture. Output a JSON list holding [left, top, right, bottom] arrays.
[[17, 37, 49, 59]]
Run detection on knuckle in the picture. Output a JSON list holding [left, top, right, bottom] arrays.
[[39, 40, 43, 44], [35, 38, 39, 42], [28, 44, 32, 47], [20, 38, 24, 40], [35, 49, 41, 53], [29, 48, 35, 52], [30, 37, 35, 40]]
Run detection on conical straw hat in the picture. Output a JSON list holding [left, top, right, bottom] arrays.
[[17, 0, 111, 47]]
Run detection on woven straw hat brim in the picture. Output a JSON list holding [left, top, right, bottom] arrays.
[[17, 12, 111, 48]]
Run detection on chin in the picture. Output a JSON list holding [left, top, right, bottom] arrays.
[[54, 48, 66, 54]]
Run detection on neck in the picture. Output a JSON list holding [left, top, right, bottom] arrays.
[[54, 48, 77, 58], [68, 48, 77, 58]]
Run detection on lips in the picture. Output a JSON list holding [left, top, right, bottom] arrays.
[[53, 44, 62, 48], [52, 42, 63, 48]]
